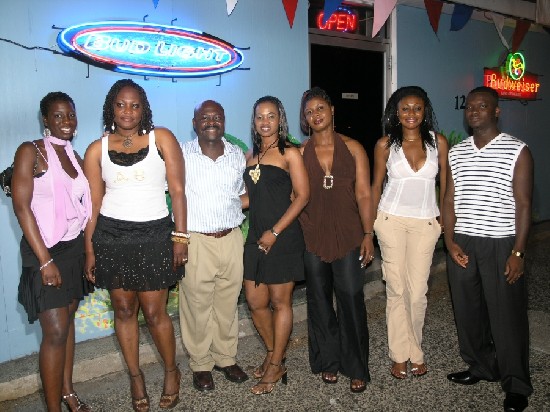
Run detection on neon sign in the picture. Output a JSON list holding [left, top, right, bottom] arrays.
[[484, 53, 540, 100], [507, 52, 525, 80], [57, 21, 244, 78], [316, 7, 358, 33]]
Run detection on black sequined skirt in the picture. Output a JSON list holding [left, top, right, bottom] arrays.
[[93, 214, 184, 291], [18, 233, 94, 324]]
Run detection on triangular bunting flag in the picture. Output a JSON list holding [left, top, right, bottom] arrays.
[[424, 0, 444, 34], [512, 19, 531, 52], [323, 0, 344, 25], [282, 0, 299, 28], [489, 12, 510, 50], [226, 0, 238, 16], [450, 4, 473, 31], [152, 0, 159, 9], [372, 0, 397, 37]]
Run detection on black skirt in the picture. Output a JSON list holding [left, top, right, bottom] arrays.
[[18, 233, 94, 324], [92, 214, 184, 291]]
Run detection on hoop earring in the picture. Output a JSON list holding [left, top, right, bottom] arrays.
[[43, 127, 51, 138]]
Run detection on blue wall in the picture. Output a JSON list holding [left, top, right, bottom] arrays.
[[0, 0, 309, 362], [395, 5, 550, 222]]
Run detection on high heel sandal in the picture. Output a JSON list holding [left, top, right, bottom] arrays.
[[61, 392, 91, 411], [130, 370, 150, 412], [250, 361, 288, 395], [253, 349, 273, 379], [159, 365, 181, 409]]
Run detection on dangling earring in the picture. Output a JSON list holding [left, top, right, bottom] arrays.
[[43, 127, 51, 137], [279, 125, 283, 138], [142, 129, 146, 135], [332, 114, 335, 131], [72, 129, 78, 138], [308, 126, 311, 138], [111, 123, 116, 132]]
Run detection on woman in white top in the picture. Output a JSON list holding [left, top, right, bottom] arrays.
[[84, 79, 186, 411], [372, 86, 448, 380]]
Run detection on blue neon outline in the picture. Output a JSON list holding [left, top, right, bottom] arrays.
[[57, 21, 244, 78]]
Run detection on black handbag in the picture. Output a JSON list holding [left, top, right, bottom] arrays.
[[0, 164, 14, 197]]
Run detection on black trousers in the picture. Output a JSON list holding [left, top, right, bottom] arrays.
[[447, 234, 533, 396], [304, 248, 370, 381]]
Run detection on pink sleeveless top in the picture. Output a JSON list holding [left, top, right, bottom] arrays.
[[31, 137, 92, 248]]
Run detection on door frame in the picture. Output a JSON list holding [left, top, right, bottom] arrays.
[[308, 27, 393, 115]]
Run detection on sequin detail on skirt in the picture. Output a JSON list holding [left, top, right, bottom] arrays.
[[92, 215, 184, 291]]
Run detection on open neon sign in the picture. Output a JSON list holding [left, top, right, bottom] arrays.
[[316, 7, 358, 33], [57, 21, 244, 78]]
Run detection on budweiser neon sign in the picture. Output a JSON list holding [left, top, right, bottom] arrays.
[[57, 21, 244, 78], [484, 53, 540, 100]]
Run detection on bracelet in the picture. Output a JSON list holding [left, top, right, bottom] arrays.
[[511, 249, 525, 259], [171, 236, 190, 244], [171, 231, 190, 239], [270, 228, 279, 237], [364, 231, 374, 236], [40, 258, 54, 270]]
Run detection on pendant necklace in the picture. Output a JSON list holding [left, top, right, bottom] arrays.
[[249, 139, 278, 184], [117, 131, 138, 148]]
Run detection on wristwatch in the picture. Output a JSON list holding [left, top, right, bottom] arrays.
[[511, 249, 525, 259]]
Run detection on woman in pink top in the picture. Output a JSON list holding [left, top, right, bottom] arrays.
[[11, 92, 93, 412], [372, 86, 448, 380]]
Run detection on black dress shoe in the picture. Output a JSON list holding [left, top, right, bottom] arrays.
[[447, 370, 481, 385], [193, 371, 215, 391], [503, 393, 528, 412], [214, 364, 249, 383]]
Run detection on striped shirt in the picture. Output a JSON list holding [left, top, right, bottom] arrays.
[[182, 137, 246, 233], [449, 133, 525, 238]]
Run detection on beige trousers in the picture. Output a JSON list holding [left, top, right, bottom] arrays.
[[178, 228, 244, 371], [374, 211, 441, 364]]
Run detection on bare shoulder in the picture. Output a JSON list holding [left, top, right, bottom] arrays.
[[375, 136, 390, 148], [153, 126, 177, 141], [340, 134, 365, 155], [436, 133, 448, 148], [244, 149, 254, 162]]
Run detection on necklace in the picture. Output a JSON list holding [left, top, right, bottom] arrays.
[[116, 131, 138, 148], [249, 139, 278, 184], [404, 137, 420, 142]]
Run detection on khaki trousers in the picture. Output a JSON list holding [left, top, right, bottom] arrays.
[[374, 211, 441, 364], [178, 228, 244, 371]]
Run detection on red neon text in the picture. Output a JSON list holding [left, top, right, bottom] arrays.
[[316, 11, 357, 32]]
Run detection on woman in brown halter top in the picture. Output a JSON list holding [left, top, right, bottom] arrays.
[[298, 87, 375, 393]]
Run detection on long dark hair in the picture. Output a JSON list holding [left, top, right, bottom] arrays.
[[299, 87, 332, 135], [251, 96, 297, 157], [102, 79, 153, 135], [382, 86, 437, 150]]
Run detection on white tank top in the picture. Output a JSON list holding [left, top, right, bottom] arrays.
[[378, 136, 439, 219], [100, 130, 168, 222]]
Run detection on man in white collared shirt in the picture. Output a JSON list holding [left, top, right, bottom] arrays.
[[179, 100, 249, 391]]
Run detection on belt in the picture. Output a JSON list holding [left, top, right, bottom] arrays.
[[198, 228, 234, 238]]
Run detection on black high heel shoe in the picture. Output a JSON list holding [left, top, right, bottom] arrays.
[[61, 392, 91, 411], [250, 361, 288, 395], [129, 370, 150, 412], [159, 365, 181, 409]]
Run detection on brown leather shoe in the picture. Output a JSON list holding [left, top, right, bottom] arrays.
[[214, 364, 249, 383], [192, 371, 214, 391]]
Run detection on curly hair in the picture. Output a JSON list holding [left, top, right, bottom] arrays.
[[251, 96, 297, 157], [40, 92, 75, 117], [299, 87, 332, 135], [102, 79, 153, 135], [382, 86, 438, 150]]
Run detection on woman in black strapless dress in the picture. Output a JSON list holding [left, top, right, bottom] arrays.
[[243, 96, 309, 395]]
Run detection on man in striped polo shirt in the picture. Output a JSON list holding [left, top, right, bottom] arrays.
[[443, 86, 534, 412]]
